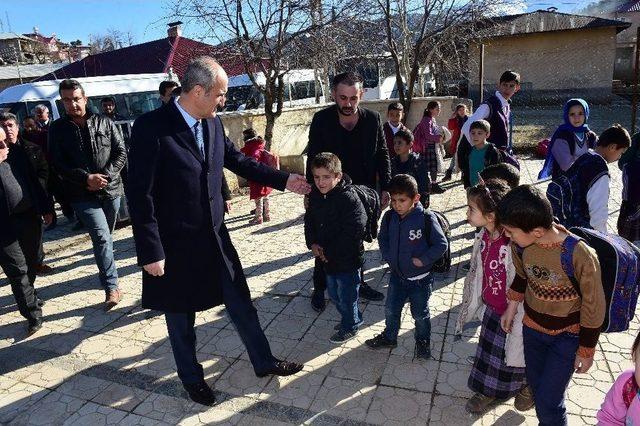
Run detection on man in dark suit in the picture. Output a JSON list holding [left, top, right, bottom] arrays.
[[127, 56, 310, 406], [0, 127, 53, 335]]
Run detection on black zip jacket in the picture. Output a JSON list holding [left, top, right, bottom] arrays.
[[304, 174, 367, 274]]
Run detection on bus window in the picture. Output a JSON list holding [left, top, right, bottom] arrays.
[[291, 81, 314, 101], [0, 101, 53, 125]]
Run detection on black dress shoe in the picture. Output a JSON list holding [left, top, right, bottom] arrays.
[[184, 381, 216, 406], [359, 283, 384, 301], [256, 359, 304, 378], [27, 319, 43, 336]]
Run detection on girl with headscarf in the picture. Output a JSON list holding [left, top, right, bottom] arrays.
[[538, 98, 597, 180]]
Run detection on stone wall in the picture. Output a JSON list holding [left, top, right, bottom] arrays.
[[219, 96, 471, 191], [468, 27, 618, 105]]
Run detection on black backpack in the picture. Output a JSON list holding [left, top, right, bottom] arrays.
[[351, 185, 381, 243], [427, 210, 452, 273]]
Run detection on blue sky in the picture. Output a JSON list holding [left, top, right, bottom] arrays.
[[4, 0, 586, 46]]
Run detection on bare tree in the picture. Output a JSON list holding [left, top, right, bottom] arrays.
[[375, 0, 519, 116], [170, 0, 359, 149], [89, 28, 135, 54]]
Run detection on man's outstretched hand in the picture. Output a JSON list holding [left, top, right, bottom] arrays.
[[286, 174, 311, 195]]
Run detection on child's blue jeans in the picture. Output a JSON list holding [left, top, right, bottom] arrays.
[[523, 325, 579, 426], [325, 270, 362, 332], [383, 272, 433, 342]]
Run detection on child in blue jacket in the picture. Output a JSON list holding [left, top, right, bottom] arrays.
[[365, 174, 447, 359]]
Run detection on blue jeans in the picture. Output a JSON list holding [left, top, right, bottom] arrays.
[[523, 325, 579, 426], [326, 270, 362, 332], [384, 272, 433, 342], [71, 197, 120, 292]]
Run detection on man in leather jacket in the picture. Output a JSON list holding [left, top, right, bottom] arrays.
[[49, 79, 127, 310]]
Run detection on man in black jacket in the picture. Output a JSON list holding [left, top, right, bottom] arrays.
[[305, 72, 392, 310], [0, 112, 55, 275], [49, 79, 127, 310], [0, 127, 53, 335]]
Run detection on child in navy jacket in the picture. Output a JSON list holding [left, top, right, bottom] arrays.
[[365, 174, 447, 359]]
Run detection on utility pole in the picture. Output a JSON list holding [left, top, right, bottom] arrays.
[[479, 43, 485, 104]]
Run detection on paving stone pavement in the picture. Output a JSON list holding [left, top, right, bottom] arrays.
[[0, 156, 632, 425]]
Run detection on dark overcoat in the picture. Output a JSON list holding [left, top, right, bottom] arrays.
[[127, 101, 289, 312]]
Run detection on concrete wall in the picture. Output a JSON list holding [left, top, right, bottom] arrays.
[[468, 27, 618, 105], [219, 96, 471, 191]]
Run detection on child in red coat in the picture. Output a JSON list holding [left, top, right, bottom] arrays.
[[240, 128, 273, 224]]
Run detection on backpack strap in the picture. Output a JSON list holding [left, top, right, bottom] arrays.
[[623, 374, 640, 409], [560, 234, 581, 295], [423, 209, 433, 244]]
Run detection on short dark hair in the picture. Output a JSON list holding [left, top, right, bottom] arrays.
[[332, 72, 363, 89], [394, 129, 414, 144], [59, 79, 85, 96], [497, 185, 553, 232], [388, 174, 418, 198], [499, 70, 520, 85], [311, 152, 342, 175], [470, 119, 490, 133], [467, 178, 511, 217], [242, 128, 258, 141], [101, 97, 115, 104], [388, 102, 404, 112], [598, 124, 631, 149], [159, 80, 179, 96], [0, 112, 18, 124], [172, 86, 182, 97], [455, 103, 468, 112], [480, 163, 520, 189]]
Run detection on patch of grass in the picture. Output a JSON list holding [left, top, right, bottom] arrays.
[[513, 104, 639, 156]]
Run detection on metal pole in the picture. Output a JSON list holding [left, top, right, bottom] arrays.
[[479, 43, 485, 104], [632, 26, 640, 134]]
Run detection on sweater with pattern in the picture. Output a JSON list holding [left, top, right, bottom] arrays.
[[507, 236, 605, 358]]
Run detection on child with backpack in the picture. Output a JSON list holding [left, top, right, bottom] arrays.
[[459, 120, 504, 188], [498, 185, 605, 426], [618, 135, 640, 246], [547, 124, 631, 232], [456, 178, 533, 414], [304, 152, 368, 343], [413, 101, 446, 194], [240, 128, 279, 224], [460, 70, 520, 157], [365, 174, 448, 360], [538, 98, 598, 180], [597, 331, 640, 425], [391, 128, 431, 208]]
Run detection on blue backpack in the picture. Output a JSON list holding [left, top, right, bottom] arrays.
[[546, 152, 608, 229], [563, 228, 640, 333]]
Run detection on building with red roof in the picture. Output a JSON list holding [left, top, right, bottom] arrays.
[[36, 23, 249, 82]]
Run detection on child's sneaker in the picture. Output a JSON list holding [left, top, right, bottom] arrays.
[[413, 340, 431, 360], [330, 329, 357, 343], [365, 333, 397, 349], [514, 385, 535, 412], [465, 393, 497, 414]]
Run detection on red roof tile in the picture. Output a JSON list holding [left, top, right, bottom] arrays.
[[34, 36, 253, 81]]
